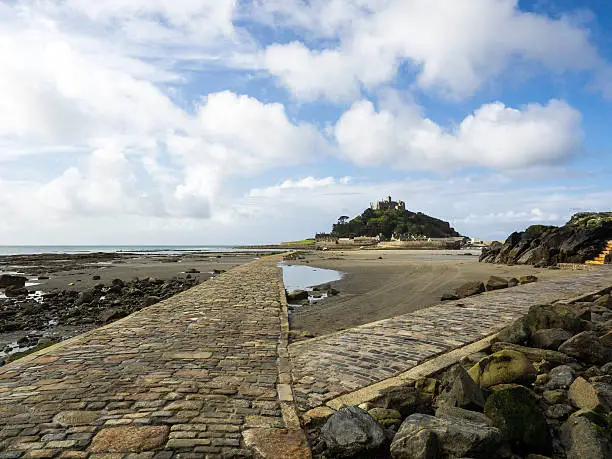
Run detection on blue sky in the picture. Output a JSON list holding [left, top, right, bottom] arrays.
[[1, 0, 611, 244]]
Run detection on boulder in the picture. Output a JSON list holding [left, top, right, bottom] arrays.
[[491, 341, 575, 365], [320, 406, 387, 458], [144, 295, 160, 307], [519, 275, 538, 284], [468, 350, 537, 388], [4, 285, 29, 297], [391, 414, 503, 458], [486, 276, 509, 291], [390, 428, 439, 459], [495, 317, 531, 344], [560, 416, 612, 459], [484, 385, 552, 455], [508, 277, 519, 287], [76, 289, 95, 305], [434, 405, 493, 426], [455, 281, 485, 299], [532, 328, 573, 350], [568, 377, 612, 412], [546, 403, 574, 420], [525, 303, 582, 333], [436, 364, 485, 411], [92, 275, 101, 281], [545, 365, 576, 390], [440, 293, 459, 301], [286, 290, 309, 302], [559, 331, 612, 365], [0, 274, 27, 289], [98, 308, 128, 324]]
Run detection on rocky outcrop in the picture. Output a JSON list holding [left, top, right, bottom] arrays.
[[0, 274, 27, 289], [480, 213, 612, 266]]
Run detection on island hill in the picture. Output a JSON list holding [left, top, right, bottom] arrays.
[[312, 196, 465, 250]]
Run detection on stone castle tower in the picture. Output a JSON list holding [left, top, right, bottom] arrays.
[[370, 196, 406, 211]]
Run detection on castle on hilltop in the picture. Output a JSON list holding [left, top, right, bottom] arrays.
[[370, 196, 406, 211]]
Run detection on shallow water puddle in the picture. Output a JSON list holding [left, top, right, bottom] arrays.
[[278, 262, 343, 293]]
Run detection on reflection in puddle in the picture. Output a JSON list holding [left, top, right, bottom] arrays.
[[279, 263, 343, 306]]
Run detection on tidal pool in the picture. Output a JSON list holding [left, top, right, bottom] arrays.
[[279, 262, 343, 293]]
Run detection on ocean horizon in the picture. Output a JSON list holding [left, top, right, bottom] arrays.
[[0, 245, 280, 256]]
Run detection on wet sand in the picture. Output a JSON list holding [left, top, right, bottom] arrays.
[[288, 249, 582, 337]]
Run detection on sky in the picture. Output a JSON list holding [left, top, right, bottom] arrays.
[[1, 0, 612, 245]]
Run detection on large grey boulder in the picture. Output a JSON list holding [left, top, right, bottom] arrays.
[[526, 303, 582, 333], [568, 377, 612, 412], [560, 416, 612, 459], [320, 406, 387, 457], [545, 365, 576, 390], [484, 385, 552, 455], [486, 276, 509, 291], [455, 281, 485, 299], [434, 405, 493, 426], [0, 274, 27, 289], [495, 317, 531, 344], [390, 428, 439, 459], [436, 364, 485, 411], [532, 328, 573, 350], [559, 331, 612, 365], [391, 414, 503, 459]]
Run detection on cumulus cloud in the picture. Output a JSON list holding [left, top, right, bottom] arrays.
[[260, 0, 608, 101], [334, 98, 583, 170]]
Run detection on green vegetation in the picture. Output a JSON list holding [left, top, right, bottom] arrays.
[[568, 212, 612, 228], [281, 238, 316, 245], [331, 207, 461, 240]]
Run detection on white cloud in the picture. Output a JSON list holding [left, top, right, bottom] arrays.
[[334, 97, 583, 170], [249, 176, 344, 197], [260, 0, 608, 101]]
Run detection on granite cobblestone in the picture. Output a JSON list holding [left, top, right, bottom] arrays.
[[0, 260, 294, 457], [289, 267, 612, 411]]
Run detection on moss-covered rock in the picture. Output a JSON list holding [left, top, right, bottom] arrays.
[[468, 350, 537, 389], [367, 408, 402, 429], [484, 385, 552, 455]]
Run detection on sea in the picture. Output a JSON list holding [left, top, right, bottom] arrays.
[[0, 246, 282, 256]]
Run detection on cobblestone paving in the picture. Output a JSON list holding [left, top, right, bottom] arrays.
[[289, 267, 612, 411], [0, 260, 297, 458]]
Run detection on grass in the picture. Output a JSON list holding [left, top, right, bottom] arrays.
[[281, 239, 316, 245]]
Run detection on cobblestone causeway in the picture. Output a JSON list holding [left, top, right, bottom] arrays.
[[0, 259, 307, 458], [289, 267, 612, 412]]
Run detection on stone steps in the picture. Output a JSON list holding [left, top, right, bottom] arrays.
[[585, 240, 612, 265]]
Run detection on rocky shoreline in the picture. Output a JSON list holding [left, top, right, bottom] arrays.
[[0, 250, 264, 363], [0, 273, 202, 363], [307, 288, 612, 458]]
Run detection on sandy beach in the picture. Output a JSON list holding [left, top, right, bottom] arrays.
[[288, 249, 584, 337]]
